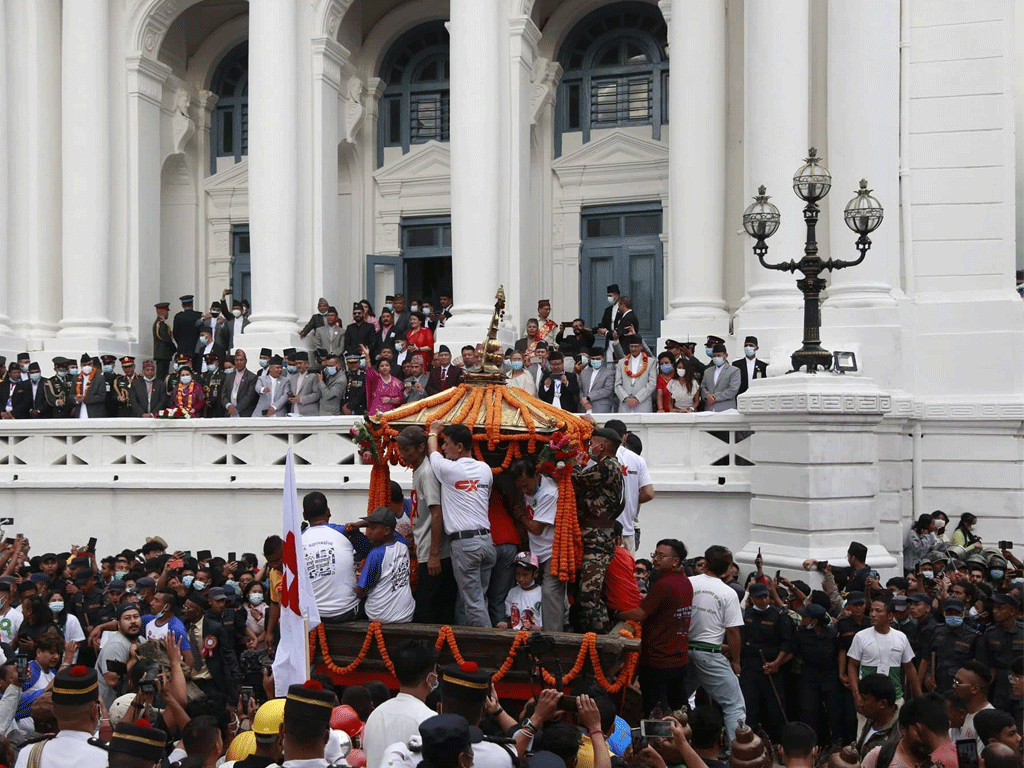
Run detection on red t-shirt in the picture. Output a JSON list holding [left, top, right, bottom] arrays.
[[603, 547, 642, 612], [488, 493, 520, 547], [639, 570, 693, 668]]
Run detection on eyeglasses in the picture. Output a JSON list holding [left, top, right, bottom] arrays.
[[952, 678, 973, 688], [651, 552, 676, 560]]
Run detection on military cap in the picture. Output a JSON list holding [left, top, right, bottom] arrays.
[[155, 302, 170, 309], [179, 295, 194, 303], [345, 352, 362, 362], [588, 346, 604, 357], [119, 356, 135, 365], [204, 352, 220, 361], [705, 335, 725, 345], [420, 714, 472, 760], [285, 681, 334, 725], [51, 357, 67, 366], [847, 541, 868, 561], [175, 353, 192, 363], [748, 582, 769, 597], [51, 665, 99, 705], [439, 662, 492, 703], [108, 719, 167, 762], [592, 427, 621, 445], [101, 354, 117, 363], [665, 339, 683, 348]]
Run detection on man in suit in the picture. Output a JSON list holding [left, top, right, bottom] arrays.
[[614, 335, 657, 413], [595, 283, 622, 351], [538, 351, 580, 412], [195, 326, 228, 374], [403, 355, 429, 404], [45, 357, 73, 418], [25, 362, 50, 418], [426, 345, 463, 395], [0, 365, 33, 419], [226, 298, 249, 345], [343, 302, 376, 357], [311, 306, 344, 362], [374, 308, 401, 354], [700, 343, 742, 412], [254, 355, 290, 417], [579, 346, 616, 414], [514, 318, 540, 356], [130, 359, 169, 417], [286, 351, 320, 416], [734, 335, 769, 395], [74, 354, 108, 418], [555, 318, 595, 358], [182, 593, 240, 699], [197, 301, 231, 351], [391, 293, 412, 339], [221, 350, 259, 417], [525, 340, 550, 393], [152, 302, 176, 382], [172, 295, 202, 371], [316, 354, 346, 415], [299, 297, 330, 338]]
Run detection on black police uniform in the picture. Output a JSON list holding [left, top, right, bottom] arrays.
[[203, 368, 226, 417], [980, 618, 1024, 712], [740, 602, 793, 741], [928, 621, 979, 692], [904, 615, 937, 674], [790, 622, 843, 744], [837, 613, 871, 742], [102, 366, 120, 416], [343, 369, 367, 415]]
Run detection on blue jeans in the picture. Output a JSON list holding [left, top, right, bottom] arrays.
[[487, 543, 518, 626], [685, 649, 747, 747], [449, 535, 497, 627]]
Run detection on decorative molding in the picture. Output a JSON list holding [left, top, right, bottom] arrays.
[[171, 89, 196, 155], [552, 131, 669, 188], [509, 16, 542, 69], [315, 0, 354, 38], [311, 36, 351, 90], [343, 77, 366, 144], [530, 58, 563, 125], [740, 391, 893, 416], [373, 140, 451, 200], [126, 55, 172, 106]]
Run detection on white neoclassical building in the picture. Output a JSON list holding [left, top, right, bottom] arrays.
[[0, 0, 1022, 563]]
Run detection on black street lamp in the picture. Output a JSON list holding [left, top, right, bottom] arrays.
[[742, 148, 884, 373]]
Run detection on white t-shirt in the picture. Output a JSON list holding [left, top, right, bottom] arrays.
[[950, 703, 994, 750], [412, 459, 449, 560], [428, 453, 493, 533], [616, 445, 652, 538], [505, 584, 543, 630], [364, 692, 437, 768], [302, 523, 359, 618], [688, 572, 744, 644], [0, 606, 23, 646], [848, 626, 915, 699], [359, 539, 415, 624], [523, 475, 558, 564]]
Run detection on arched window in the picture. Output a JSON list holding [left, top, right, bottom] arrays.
[[555, 3, 668, 156], [211, 41, 248, 168], [377, 22, 450, 167]]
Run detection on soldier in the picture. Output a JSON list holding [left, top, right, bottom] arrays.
[[925, 598, 979, 693], [202, 352, 226, 417], [114, 356, 140, 418], [165, 352, 191, 393], [905, 592, 938, 679], [740, 581, 794, 742], [45, 357, 72, 418], [100, 354, 120, 416], [341, 352, 367, 415], [172, 294, 203, 370], [570, 426, 624, 634], [837, 591, 871, 743], [979, 592, 1023, 715], [153, 301, 176, 381], [786, 603, 843, 747]]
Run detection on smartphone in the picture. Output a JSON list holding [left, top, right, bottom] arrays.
[[998, 540, 1013, 550], [228, 552, 237, 563], [640, 720, 674, 740], [168, 559, 184, 570], [86, 537, 97, 553], [870, 569, 880, 580], [630, 727, 646, 751], [557, 696, 578, 712], [184, 550, 193, 559], [956, 739, 979, 768], [197, 549, 212, 562], [14, 654, 28, 678], [241, 685, 253, 708], [775, 570, 781, 581], [3, 538, 13, 546]]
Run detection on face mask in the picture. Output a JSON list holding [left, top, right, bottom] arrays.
[[179, 375, 192, 385], [591, 359, 602, 369], [192, 580, 207, 591], [359, 359, 366, 369], [211, 310, 220, 317], [259, 359, 269, 369], [201, 337, 211, 347], [705, 347, 714, 358], [68, 367, 78, 376], [324, 366, 337, 376], [920, 570, 933, 580], [677, 368, 687, 376], [659, 363, 673, 374], [232, 308, 242, 318], [752, 603, 768, 612], [395, 342, 406, 352], [29, 373, 41, 383], [320, 310, 328, 316], [423, 307, 432, 315], [182, 575, 194, 588], [713, 357, 726, 367], [384, 304, 393, 312], [990, 569, 1004, 580], [945, 616, 964, 628], [20, 364, 28, 372], [580, 355, 590, 366], [172, 363, 181, 372], [50, 602, 64, 614], [56, 368, 67, 377], [969, 606, 979, 617], [114, 571, 126, 580], [511, 361, 524, 371], [286, 365, 297, 374], [249, 593, 264, 606], [82, 365, 94, 375], [207, 362, 218, 370], [744, 346, 756, 358], [411, 305, 419, 313], [225, 580, 238, 592]]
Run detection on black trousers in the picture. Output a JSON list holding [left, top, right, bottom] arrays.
[[638, 664, 687, 716], [740, 668, 786, 742], [413, 558, 457, 625], [798, 674, 844, 745]]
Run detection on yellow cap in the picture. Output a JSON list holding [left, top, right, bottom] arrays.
[[225, 730, 256, 762], [252, 697, 287, 736]]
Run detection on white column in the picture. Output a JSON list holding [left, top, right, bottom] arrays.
[[444, 0, 503, 347], [823, 0, 899, 307], [0, 0, 14, 339], [659, 0, 729, 342], [245, 0, 300, 341], [58, 0, 114, 341], [736, 0, 807, 314]]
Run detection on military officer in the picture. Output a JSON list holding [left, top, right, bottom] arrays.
[[925, 598, 979, 693], [740, 581, 793, 742], [202, 352, 226, 417], [100, 354, 120, 416], [172, 294, 202, 370], [45, 357, 72, 418], [114, 356, 140, 418], [153, 301, 176, 381], [341, 352, 367, 415], [979, 592, 1024, 715]]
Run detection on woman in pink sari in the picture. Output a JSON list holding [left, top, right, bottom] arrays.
[[361, 345, 405, 415]]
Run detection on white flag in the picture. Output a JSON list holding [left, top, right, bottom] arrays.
[[272, 449, 321, 696]]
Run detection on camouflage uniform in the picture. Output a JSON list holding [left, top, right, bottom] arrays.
[[571, 454, 624, 634]]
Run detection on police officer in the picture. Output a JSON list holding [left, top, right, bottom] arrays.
[[341, 352, 367, 415], [100, 354, 120, 416], [837, 591, 871, 742], [925, 597, 979, 693], [202, 352, 226, 417], [740, 581, 793, 742], [779, 603, 843, 746], [114, 356, 140, 418], [979, 592, 1023, 716], [45, 357, 72, 418], [153, 301, 176, 381], [905, 592, 937, 679]]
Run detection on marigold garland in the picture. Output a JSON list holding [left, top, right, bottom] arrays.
[[623, 353, 650, 379]]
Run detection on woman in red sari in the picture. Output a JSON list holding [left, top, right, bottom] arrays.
[[405, 312, 434, 369], [535, 300, 558, 349], [170, 366, 206, 417]]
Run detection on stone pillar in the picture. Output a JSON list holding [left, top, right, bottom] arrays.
[[0, 0, 16, 343], [659, 0, 729, 342], [735, 375, 898, 577], [823, 0, 899, 308], [734, 0, 807, 322], [244, 0, 301, 347], [58, 0, 116, 343], [443, 0, 504, 349]]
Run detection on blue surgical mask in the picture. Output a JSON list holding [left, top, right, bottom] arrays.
[[713, 356, 726, 367], [179, 375, 192, 385], [660, 363, 673, 374], [68, 367, 78, 376], [56, 368, 67, 377], [590, 359, 602, 369], [225, 580, 239, 592], [324, 366, 338, 376], [286, 365, 297, 374], [249, 593, 264, 606], [945, 616, 964, 628], [29, 373, 41, 383], [192, 580, 207, 591], [990, 569, 1004, 581], [607, 296, 615, 304], [103, 364, 114, 374], [511, 361, 523, 371], [744, 346, 756, 358], [182, 575, 194, 587], [49, 602, 64, 614], [258, 359, 269, 369], [705, 347, 714, 358]]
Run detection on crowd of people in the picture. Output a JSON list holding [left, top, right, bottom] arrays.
[[0, 285, 770, 419]]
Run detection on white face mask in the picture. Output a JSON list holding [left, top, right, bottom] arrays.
[[232, 308, 242, 318], [410, 305, 419, 313], [81, 365, 93, 376], [607, 296, 616, 304], [179, 375, 192, 385]]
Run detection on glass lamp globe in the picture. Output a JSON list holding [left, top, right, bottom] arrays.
[[843, 179, 884, 235], [742, 186, 781, 240], [792, 147, 832, 203]]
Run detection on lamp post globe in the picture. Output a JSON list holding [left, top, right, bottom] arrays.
[[742, 185, 781, 240], [843, 179, 884, 235], [792, 147, 832, 203]]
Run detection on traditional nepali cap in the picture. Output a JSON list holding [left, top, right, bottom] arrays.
[[353, 302, 363, 311], [120, 356, 136, 365], [535, 341, 548, 350], [52, 665, 99, 705], [847, 541, 868, 561], [606, 284, 620, 294], [537, 299, 551, 307], [748, 582, 769, 597], [438, 345, 451, 355], [592, 427, 622, 445], [385, 295, 395, 302], [943, 598, 965, 612], [361, 506, 397, 529], [705, 335, 724, 345], [294, 351, 309, 362], [16, 353, 29, 362], [285, 681, 334, 725], [108, 719, 168, 762], [268, 355, 284, 366], [420, 714, 472, 758], [396, 426, 427, 447], [179, 295, 194, 303], [711, 343, 727, 354], [992, 591, 1021, 608], [439, 662, 493, 704], [624, 335, 643, 346], [27, 362, 40, 373], [588, 346, 604, 356], [80, 353, 92, 363], [514, 552, 539, 570], [744, 336, 758, 346], [283, 348, 297, 359], [260, 348, 272, 357], [908, 593, 930, 604], [155, 302, 170, 309], [846, 590, 866, 604], [252, 697, 286, 735], [232, 299, 243, 308], [797, 604, 827, 622]]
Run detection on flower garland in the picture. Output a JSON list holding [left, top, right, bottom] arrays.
[[623, 352, 649, 379], [174, 383, 197, 415], [75, 369, 97, 399]]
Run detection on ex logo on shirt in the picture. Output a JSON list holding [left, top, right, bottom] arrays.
[[454, 479, 486, 492]]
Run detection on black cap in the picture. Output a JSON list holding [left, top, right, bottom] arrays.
[[438, 345, 451, 354], [327, 306, 338, 314], [136, 577, 157, 590], [294, 351, 309, 362], [179, 295, 194, 303], [706, 335, 724, 345], [439, 662, 493, 704], [798, 604, 827, 622], [744, 336, 758, 346], [588, 347, 604, 357], [268, 355, 284, 366], [260, 348, 272, 357], [285, 681, 334, 725], [106, 581, 126, 593], [848, 541, 868, 561], [40, 552, 58, 562], [80, 353, 92, 363], [51, 356, 67, 366], [155, 302, 170, 309], [711, 343, 727, 354], [908, 593, 930, 603], [27, 362, 40, 373], [283, 348, 296, 358], [16, 353, 29, 362], [749, 582, 769, 597], [360, 507, 397, 529], [943, 598, 965, 612], [606, 284, 620, 294], [992, 592, 1021, 608], [846, 591, 866, 605], [109, 721, 168, 762], [420, 714, 472, 760], [51, 666, 99, 705], [624, 335, 643, 347]]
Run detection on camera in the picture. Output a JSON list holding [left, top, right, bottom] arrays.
[[526, 633, 556, 657], [998, 540, 1013, 550], [139, 666, 160, 693], [557, 696, 577, 712]]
